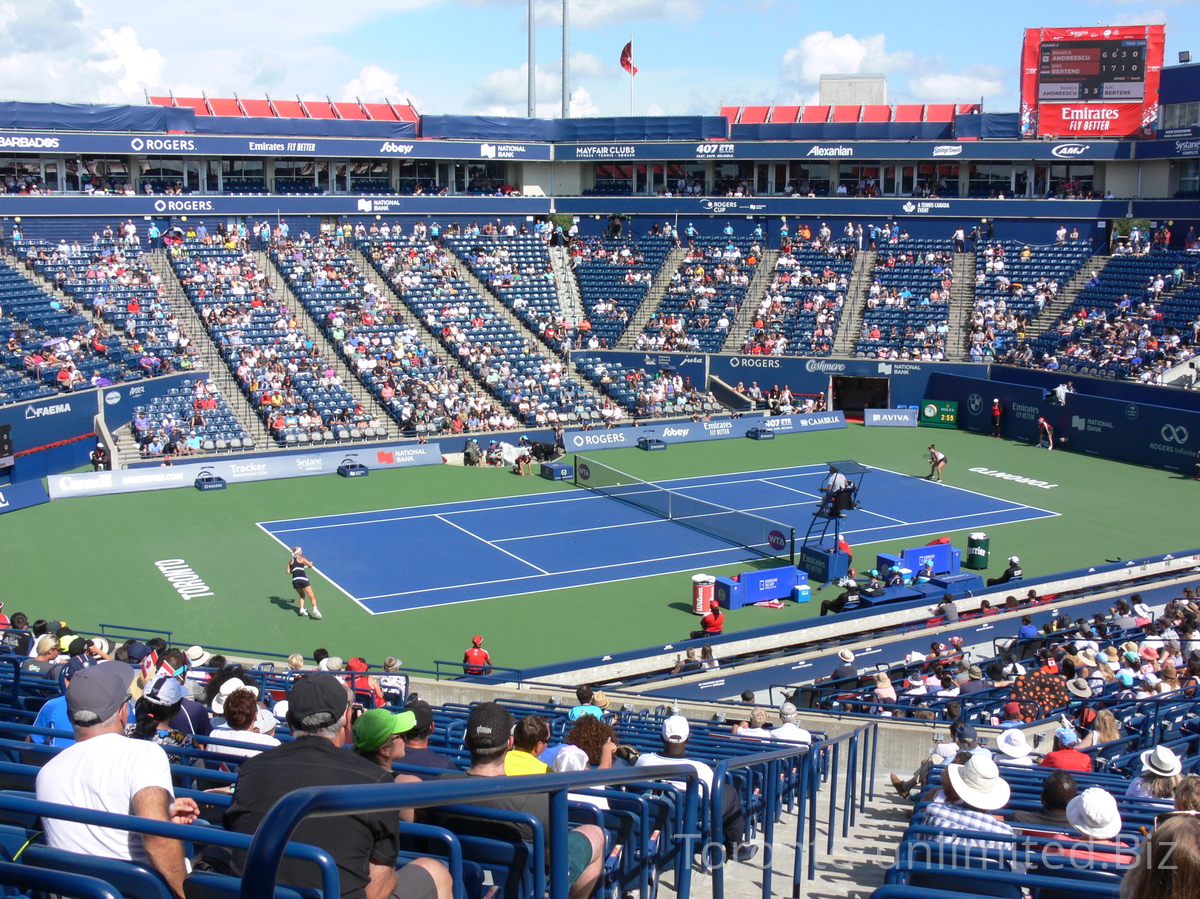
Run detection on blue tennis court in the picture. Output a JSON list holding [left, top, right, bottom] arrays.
[[257, 463, 1058, 614]]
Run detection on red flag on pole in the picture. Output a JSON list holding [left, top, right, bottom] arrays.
[[620, 42, 638, 75]]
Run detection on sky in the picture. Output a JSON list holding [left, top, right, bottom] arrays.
[[0, 0, 1195, 119]]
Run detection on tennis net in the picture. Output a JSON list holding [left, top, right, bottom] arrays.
[[572, 455, 795, 562]]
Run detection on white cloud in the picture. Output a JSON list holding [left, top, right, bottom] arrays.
[[782, 32, 910, 87], [340, 65, 420, 105], [645, 103, 665, 116], [906, 68, 1005, 103], [86, 26, 165, 101], [569, 85, 600, 117], [780, 30, 1013, 107]]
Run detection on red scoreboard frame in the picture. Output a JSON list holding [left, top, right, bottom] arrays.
[[1020, 25, 1166, 138]]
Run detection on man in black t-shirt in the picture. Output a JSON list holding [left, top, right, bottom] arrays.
[[224, 674, 451, 899], [426, 702, 604, 899]]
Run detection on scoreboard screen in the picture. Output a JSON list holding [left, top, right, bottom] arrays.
[[1037, 39, 1147, 101], [1020, 25, 1165, 139]]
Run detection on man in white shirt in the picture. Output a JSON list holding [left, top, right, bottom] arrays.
[[771, 702, 812, 744], [636, 716, 757, 863], [36, 663, 199, 899]]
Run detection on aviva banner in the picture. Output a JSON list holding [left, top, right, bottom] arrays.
[[864, 409, 919, 427]]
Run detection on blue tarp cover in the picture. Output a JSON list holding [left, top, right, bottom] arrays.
[[420, 115, 727, 142], [0, 101, 192, 132]]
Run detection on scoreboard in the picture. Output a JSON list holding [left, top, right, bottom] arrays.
[[1037, 39, 1147, 102], [1020, 25, 1165, 138]]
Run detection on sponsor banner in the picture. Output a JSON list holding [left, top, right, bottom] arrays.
[[48, 442, 441, 498], [0, 132, 552, 161], [929, 371, 1200, 472], [579, 350, 706, 385], [708, 356, 979, 409], [1037, 103, 1146, 137], [557, 140, 1131, 161], [0, 478, 49, 514], [0, 393, 96, 454], [563, 411, 845, 451], [100, 372, 197, 431], [0, 195, 552, 218], [1137, 138, 1200, 159], [864, 408, 919, 427]]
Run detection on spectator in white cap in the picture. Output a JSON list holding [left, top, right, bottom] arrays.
[[635, 715, 758, 862], [995, 729, 1035, 767], [1067, 787, 1122, 839], [920, 754, 1014, 849], [1126, 746, 1183, 801], [987, 556, 1023, 587], [771, 702, 812, 744], [211, 677, 258, 723]]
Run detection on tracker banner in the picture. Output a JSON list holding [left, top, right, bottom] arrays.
[[47, 442, 442, 498]]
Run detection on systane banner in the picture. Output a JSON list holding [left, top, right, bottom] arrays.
[[48, 442, 442, 498]]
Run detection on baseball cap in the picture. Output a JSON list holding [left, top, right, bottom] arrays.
[[404, 699, 434, 732], [1055, 726, 1079, 746], [67, 662, 135, 726], [466, 702, 514, 750], [143, 673, 186, 707], [254, 706, 278, 733], [663, 715, 691, 743], [472, 635, 483, 646], [1008, 556, 1019, 564], [126, 641, 150, 663], [287, 673, 350, 728], [353, 708, 418, 753]]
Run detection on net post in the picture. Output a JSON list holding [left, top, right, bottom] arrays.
[[790, 529, 796, 565]]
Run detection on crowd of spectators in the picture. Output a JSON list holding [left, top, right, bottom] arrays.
[[739, 239, 853, 356]]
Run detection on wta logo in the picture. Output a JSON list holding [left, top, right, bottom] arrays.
[[578, 463, 591, 480], [768, 530, 788, 551]]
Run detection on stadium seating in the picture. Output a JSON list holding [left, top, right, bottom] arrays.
[[360, 235, 602, 427], [1026, 251, 1200, 379], [855, 239, 954, 359], [570, 235, 673, 350], [741, 241, 856, 357], [168, 240, 365, 445], [970, 240, 1093, 359], [636, 237, 758, 353], [270, 235, 508, 438]]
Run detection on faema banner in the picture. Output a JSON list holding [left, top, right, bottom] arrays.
[[562, 411, 845, 451], [48, 442, 442, 499], [864, 409, 919, 427]]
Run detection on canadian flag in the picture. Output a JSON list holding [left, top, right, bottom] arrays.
[[620, 42, 638, 76]]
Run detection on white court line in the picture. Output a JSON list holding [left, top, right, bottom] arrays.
[[264, 491, 611, 533], [494, 516, 680, 543], [759, 478, 821, 500], [359, 542, 747, 600], [434, 514, 551, 575], [255, 522, 368, 612], [864, 462, 1059, 516]]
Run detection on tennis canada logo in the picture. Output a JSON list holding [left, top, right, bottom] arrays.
[[768, 530, 788, 551], [578, 463, 591, 481]]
